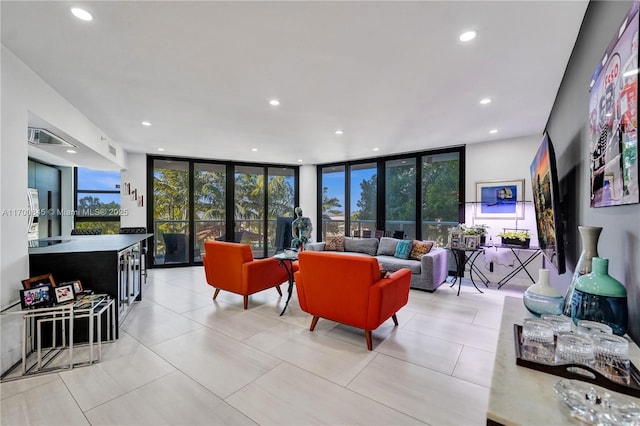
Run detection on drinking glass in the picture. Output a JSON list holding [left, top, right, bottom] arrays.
[[522, 318, 555, 363], [541, 314, 573, 335], [556, 332, 595, 366], [594, 333, 630, 385], [576, 320, 612, 336]]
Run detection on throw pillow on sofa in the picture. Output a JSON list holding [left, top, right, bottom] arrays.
[[344, 237, 379, 255], [325, 236, 345, 251], [409, 240, 434, 260], [393, 240, 412, 259], [377, 237, 399, 256]]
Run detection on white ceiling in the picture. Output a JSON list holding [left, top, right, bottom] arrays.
[[1, 1, 589, 167]]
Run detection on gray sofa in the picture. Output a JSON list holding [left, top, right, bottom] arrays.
[[306, 237, 448, 292]]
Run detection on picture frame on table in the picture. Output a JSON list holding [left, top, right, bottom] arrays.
[[464, 235, 479, 249], [475, 179, 525, 220], [60, 280, 84, 294], [54, 284, 75, 304], [450, 238, 460, 249], [21, 273, 56, 290], [20, 284, 54, 309]]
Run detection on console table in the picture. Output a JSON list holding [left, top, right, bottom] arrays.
[[486, 296, 640, 425], [447, 247, 489, 296]]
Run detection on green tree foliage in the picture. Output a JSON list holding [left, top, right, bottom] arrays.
[[422, 159, 459, 222], [321, 186, 342, 219], [353, 174, 376, 221], [386, 164, 416, 220]]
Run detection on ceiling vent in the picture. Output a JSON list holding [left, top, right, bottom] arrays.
[[27, 128, 77, 148]]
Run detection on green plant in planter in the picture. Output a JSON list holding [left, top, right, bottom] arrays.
[[461, 224, 489, 236], [497, 229, 530, 242]]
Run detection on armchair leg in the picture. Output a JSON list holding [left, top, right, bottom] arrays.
[[213, 288, 220, 300], [392, 314, 398, 326], [309, 315, 319, 331], [365, 330, 373, 350], [275, 285, 282, 296], [243, 295, 249, 310]]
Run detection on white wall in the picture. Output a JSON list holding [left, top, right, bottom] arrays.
[[120, 153, 148, 228], [298, 165, 317, 243], [0, 46, 126, 373], [465, 135, 546, 287]]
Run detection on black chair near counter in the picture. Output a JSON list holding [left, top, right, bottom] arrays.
[[162, 233, 188, 264], [71, 229, 102, 235]]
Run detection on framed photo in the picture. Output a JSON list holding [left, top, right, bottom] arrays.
[[475, 179, 525, 219], [54, 284, 75, 304], [21, 273, 56, 290], [464, 235, 479, 249], [20, 284, 54, 309], [450, 238, 460, 248], [61, 280, 84, 294]]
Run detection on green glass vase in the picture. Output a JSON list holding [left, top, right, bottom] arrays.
[[571, 257, 628, 335]]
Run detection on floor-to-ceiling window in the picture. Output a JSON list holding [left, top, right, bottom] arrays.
[[316, 147, 464, 243], [319, 165, 346, 240], [194, 162, 226, 262], [421, 152, 461, 246], [74, 167, 121, 234], [149, 156, 298, 266], [152, 159, 190, 265], [267, 167, 296, 255], [349, 162, 377, 237], [385, 157, 417, 239]]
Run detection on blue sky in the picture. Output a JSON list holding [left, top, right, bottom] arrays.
[[77, 167, 121, 191], [323, 168, 376, 213]]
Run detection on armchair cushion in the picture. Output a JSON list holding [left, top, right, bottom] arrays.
[[294, 251, 411, 349], [203, 240, 287, 308]]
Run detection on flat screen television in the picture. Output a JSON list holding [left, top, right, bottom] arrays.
[[530, 133, 566, 274]]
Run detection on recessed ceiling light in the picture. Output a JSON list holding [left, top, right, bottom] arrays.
[[269, 99, 280, 106], [480, 98, 492, 105], [459, 30, 477, 42], [157, 148, 165, 151], [297, 159, 303, 163], [489, 129, 498, 134], [66, 149, 77, 154], [373, 148, 379, 151], [142, 121, 151, 126], [335, 130, 344, 135], [252, 148, 258, 152], [70, 7, 93, 21]]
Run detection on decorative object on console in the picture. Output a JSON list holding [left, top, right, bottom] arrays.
[[523, 268, 564, 316], [54, 283, 75, 304], [19, 284, 54, 309], [571, 257, 628, 336], [563, 226, 602, 317], [21, 273, 56, 290], [497, 229, 530, 248]]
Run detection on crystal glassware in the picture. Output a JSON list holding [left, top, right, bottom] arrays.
[[594, 333, 630, 385], [521, 318, 555, 363], [556, 332, 595, 366], [541, 314, 573, 335], [577, 320, 613, 336]]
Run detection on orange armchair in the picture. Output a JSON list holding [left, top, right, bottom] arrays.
[[294, 251, 411, 350], [203, 240, 287, 309]]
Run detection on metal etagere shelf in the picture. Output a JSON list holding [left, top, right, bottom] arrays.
[[1, 294, 115, 381]]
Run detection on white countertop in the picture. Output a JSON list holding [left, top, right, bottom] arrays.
[[28, 234, 152, 254], [486, 296, 640, 425]]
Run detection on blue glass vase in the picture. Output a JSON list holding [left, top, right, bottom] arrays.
[[570, 257, 628, 336], [523, 269, 564, 316]]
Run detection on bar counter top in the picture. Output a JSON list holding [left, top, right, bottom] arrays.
[[28, 234, 152, 254]]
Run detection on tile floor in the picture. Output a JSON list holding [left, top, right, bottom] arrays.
[[1, 267, 526, 425]]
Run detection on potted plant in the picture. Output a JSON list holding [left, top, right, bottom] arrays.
[[461, 224, 489, 245], [497, 229, 531, 248]]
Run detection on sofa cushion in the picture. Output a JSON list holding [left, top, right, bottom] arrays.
[[409, 240, 434, 260], [377, 237, 399, 256], [394, 240, 412, 259], [377, 255, 422, 274], [344, 237, 379, 256], [324, 236, 345, 251]]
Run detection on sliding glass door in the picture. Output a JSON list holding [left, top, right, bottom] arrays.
[[150, 157, 298, 265]]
